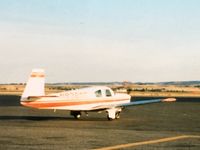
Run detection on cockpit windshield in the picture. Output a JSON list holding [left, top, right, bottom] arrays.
[[106, 89, 112, 97]]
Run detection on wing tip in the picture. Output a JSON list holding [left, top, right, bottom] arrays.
[[162, 98, 176, 102]]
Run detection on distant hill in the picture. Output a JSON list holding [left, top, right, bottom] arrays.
[[136, 81, 200, 86], [157, 81, 200, 86], [2, 81, 200, 86], [48, 82, 124, 86], [49, 81, 200, 86]]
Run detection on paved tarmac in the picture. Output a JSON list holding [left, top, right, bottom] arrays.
[[0, 95, 200, 150]]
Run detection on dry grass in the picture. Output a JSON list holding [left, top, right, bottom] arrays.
[[1, 84, 200, 97]]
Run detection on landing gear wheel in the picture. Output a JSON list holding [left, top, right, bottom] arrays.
[[70, 111, 81, 119], [107, 115, 114, 121], [115, 112, 120, 119], [74, 114, 81, 119], [107, 112, 120, 120]]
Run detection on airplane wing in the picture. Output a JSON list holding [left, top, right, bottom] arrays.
[[117, 98, 176, 107], [117, 99, 162, 107], [92, 98, 176, 110]]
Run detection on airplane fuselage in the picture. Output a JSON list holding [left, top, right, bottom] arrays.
[[21, 87, 131, 111]]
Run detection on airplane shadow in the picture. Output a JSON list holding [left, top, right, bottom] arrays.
[[0, 115, 73, 121], [0, 95, 21, 106], [0, 115, 108, 121]]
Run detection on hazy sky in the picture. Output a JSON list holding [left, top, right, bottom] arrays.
[[0, 0, 200, 83]]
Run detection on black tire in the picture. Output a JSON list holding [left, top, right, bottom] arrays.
[[70, 111, 81, 119], [107, 116, 112, 121], [107, 114, 114, 121], [115, 112, 120, 119], [74, 114, 81, 119]]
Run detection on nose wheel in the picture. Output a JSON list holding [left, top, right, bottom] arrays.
[[115, 112, 120, 119], [107, 108, 121, 121], [107, 112, 120, 120]]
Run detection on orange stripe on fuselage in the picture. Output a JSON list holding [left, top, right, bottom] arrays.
[[21, 98, 129, 108]]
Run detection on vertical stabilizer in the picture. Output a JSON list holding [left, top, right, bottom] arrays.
[[21, 69, 45, 100]]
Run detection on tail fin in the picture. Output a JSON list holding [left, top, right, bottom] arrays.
[[21, 69, 45, 100]]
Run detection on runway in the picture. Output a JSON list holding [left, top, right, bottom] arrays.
[[0, 95, 200, 149]]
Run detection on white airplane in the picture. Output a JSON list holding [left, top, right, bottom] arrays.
[[20, 69, 176, 120]]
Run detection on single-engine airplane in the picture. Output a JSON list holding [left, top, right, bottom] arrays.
[[20, 69, 176, 120]]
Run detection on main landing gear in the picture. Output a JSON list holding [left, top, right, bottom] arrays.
[[70, 108, 122, 121], [70, 111, 81, 119]]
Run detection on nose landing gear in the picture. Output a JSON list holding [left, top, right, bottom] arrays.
[[106, 108, 122, 121]]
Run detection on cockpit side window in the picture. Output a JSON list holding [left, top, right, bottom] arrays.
[[106, 89, 112, 97], [95, 90, 102, 97]]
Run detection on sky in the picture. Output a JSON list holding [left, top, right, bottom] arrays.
[[0, 0, 200, 83]]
